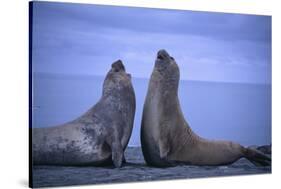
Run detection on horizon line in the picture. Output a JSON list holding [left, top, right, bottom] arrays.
[[33, 71, 271, 85]]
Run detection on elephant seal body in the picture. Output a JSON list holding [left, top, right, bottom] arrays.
[[33, 60, 136, 168], [141, 49, 271, 167]]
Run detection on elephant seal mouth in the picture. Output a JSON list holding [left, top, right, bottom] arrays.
[[111, 59, 125, 72], [157, 49, 171, 61]]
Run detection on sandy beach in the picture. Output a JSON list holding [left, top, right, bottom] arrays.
[[32, 147, 271, 188]]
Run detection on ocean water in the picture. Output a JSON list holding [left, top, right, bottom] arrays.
[[32, 73, 271, 146]]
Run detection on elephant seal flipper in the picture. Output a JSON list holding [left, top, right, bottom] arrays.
[[33, 60, 136, 168], [244, 147, 271, 166], [111, 138, 123, 168], [141, 49, 271, 167], [103, 121, 124, 168]]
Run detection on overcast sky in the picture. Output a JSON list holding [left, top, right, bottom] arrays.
[[32, 1, 271, 83]]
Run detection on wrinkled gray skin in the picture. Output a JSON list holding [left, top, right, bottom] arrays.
[[141, 49, 271, 167], [33, 60, 136, 168]]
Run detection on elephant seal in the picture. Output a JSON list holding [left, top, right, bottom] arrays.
[[33, 60, 136, 168], [141, 49, 271, 167]]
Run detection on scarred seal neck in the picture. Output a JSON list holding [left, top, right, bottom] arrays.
[[102, 60, 134, 104]]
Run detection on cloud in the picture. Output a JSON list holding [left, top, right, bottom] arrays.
[[33, 2, 271, 42], [32, 1, 271, 84]]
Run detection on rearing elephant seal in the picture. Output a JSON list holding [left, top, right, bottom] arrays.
[[33, 60, 136, 168], [141, 49, 271, 167]]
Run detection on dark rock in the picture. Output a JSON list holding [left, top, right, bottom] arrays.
[[257, 144, 271, 154], [32, 147, 271, 188]]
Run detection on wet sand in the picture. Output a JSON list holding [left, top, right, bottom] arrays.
[[32, 147, 271, 188]]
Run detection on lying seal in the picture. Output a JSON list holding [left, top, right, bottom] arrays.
[[33, 60, 136, 168], [141, 49, 271, 167]]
